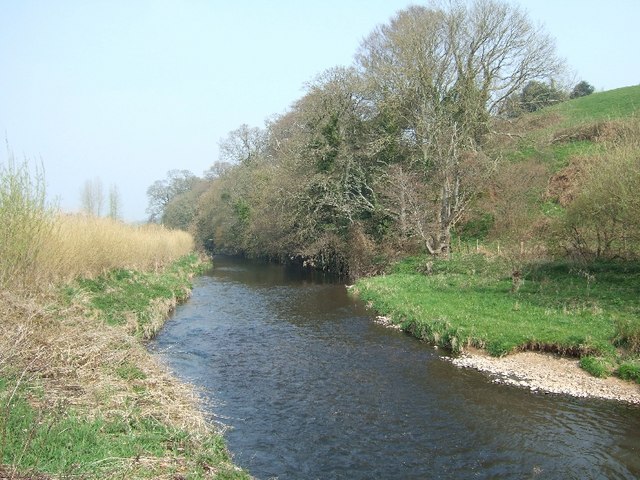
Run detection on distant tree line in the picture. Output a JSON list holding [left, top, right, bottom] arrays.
[[80, 177, 122, 220], [146, 0, 607, 275]]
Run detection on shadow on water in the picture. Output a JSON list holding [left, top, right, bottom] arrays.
[[152, 256, 640, 480]]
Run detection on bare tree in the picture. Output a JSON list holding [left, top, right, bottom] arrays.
[[146, 170, 198, 222], [108, 184, 121, 220], [219, 124, 267, 166], [357, 0, 563, 255], [80, 177, 104, 216]]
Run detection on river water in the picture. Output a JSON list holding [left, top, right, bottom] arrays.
[[151, 256, 640, 479]]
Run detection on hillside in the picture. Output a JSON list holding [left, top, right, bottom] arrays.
[[354, 85, 640, 386], [502, 85, 640, 169], [468, 84, 640, 260]]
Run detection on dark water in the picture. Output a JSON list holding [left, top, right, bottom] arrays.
[[151, 256, 640, 479]]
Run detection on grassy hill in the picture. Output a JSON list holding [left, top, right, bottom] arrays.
[[553, 84, 640, 123], [499, 84, 640, 170], [356, 85, 640, 383]]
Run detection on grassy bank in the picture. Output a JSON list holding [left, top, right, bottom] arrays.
[[354, 254, 640, 382], [1, 253, 248, 479], [0, 158, 247, 478]]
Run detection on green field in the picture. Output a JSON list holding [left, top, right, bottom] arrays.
[[355, 255, 640, 380]]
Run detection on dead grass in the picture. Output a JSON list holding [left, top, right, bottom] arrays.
[[0, 287, 209, 431], [38, 214, 194, 285], [551, 118, 639, 144], [0, 266, 244, 478]]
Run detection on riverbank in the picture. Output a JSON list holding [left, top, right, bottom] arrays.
[[450, 347, 640, 404], [374, 314, 640, 403], [356, 254, 640, 404], [0, 254, 248, 479]]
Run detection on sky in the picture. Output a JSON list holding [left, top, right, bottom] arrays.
[[1, 1, 638, 222]]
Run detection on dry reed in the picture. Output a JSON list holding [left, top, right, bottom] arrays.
[[38, 214, 195, 284], [0, 158, 238, 477]]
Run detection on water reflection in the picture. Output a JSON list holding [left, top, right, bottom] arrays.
[[152, 256, 640, 479]]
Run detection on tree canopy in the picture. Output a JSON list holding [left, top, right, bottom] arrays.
[[147, 0, 617, 275]]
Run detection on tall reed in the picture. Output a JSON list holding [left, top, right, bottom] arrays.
[[1, 150, 194, 291], [0, 152, 54, 290], [39, 215, 194, 283]]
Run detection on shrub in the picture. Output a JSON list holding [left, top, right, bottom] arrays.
[[0, 152, 54, 290], [570, 81, 595, 99], [520, 80, 568, 113], [553, 128, 640, 260]]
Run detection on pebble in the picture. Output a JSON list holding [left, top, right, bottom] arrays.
[[450, 350, 640, 405], [371, 316, 640, 405]]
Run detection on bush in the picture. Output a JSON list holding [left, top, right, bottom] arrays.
[[0, 152, 54, 289], [553, 128, 640, 260], [520, 80, 568, 113], [570, 81, 595, 99]]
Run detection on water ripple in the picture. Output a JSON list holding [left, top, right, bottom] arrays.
[[153, 257, 640, 480]]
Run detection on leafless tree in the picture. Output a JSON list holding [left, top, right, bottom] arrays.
[[219, 124, 267, 166], [80, 177, 104, 217], [108, 184, 121, 220], [357, 0, 563, 255]]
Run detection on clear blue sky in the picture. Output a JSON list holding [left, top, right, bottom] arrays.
[[1, 0, 638, 221]]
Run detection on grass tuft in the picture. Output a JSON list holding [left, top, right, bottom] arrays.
[[617, 362, 640, 384], [579, 356, 612, 378]]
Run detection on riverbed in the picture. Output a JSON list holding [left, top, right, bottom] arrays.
[[151, 256, 640, 479]]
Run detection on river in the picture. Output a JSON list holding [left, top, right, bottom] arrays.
[[151, 256, 640, 479]]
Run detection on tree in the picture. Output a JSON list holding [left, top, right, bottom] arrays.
[[356, 0, 563, 255], [203, 161, 233, 180], [519, 80, 567, 112], [162, 179, 208, 230], [80, 177, 104, 216], [570, 80, 595, 99], [108, 184, 121, 220], [219, 124, 267, 166], [146, 170, 198, 222]]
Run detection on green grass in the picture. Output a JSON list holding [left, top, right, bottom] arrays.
[[0, 378, 243, 478], [552, 85, 640, 123], [66, 253, 205, 337], [579, 356, 612, 378], [502, 85, 640, 173], [355, 255, 640, 377], [618, 361, 640, 384]]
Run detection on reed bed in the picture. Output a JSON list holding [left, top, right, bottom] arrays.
[[0, 156, 245, 478], [1, 154, 193, 291], [39, 214, 195, 284]]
